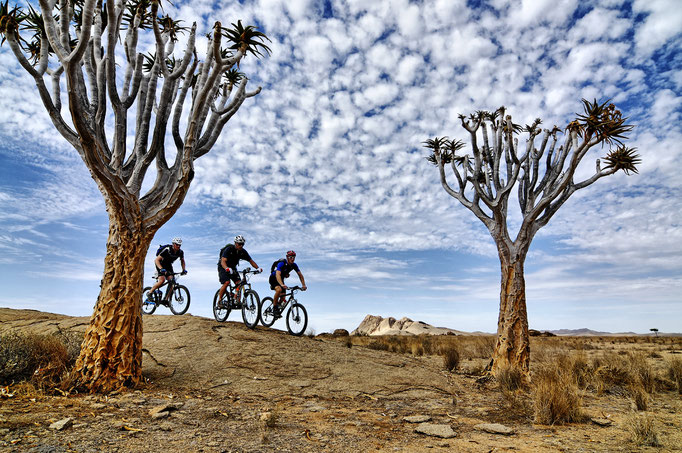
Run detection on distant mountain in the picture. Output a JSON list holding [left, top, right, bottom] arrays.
[[351, 315, 682, 337], [547, 328, 682, 337]]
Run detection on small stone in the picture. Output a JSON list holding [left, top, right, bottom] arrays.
[[414, 423, 456, 439], [152, 411, 170, 420], [49, 417, 74, 431], [591, 418, 612, 427], [474, 423, 515, 435], [149, 403, 180, 416], [403, 415, 432, 423]]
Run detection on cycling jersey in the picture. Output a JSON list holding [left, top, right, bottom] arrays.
[[157, 245, 184, 272], [272, 261, 300, 279]]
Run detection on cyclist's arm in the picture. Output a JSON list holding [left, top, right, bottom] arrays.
[[297, 270, 307, 290], [220, 257, 231, 271], [248, 259, 260, 271], [276, 270, 286, 287], [180, 257, 186, 272]]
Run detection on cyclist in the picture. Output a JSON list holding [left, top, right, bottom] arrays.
[[270, 250, 307, 316], [217, 235, 262, 303], [147, 237, 187, 299]]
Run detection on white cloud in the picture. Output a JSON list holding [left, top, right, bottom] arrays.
[[633, 0, 682, 56]]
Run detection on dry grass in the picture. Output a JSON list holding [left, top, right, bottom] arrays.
[[668, 356, 682, 394], [625, 413, 662, 447], [497, 365, 524, 392], [442, 344, 461, 372], [532, 359, 584, 425], [0, 330, 82, 391]]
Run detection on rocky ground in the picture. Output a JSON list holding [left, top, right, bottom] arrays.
[[1, 308, 681, 452]]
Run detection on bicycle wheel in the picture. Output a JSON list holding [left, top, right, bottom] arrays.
[[169, 285, 191, 315], [213, 289, 231, 322], [260, 297, 276, 327], [241, 290, 261, 329], [286, 303, 308, 336], [141, 286, 157, 315]]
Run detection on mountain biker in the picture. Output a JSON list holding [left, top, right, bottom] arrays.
[[270, 250, 307, 316], [217, 235, 262, 303], [147, 237, 187, 299]]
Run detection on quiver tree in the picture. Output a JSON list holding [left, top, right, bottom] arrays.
[[1, 0, 270, 392], [424, 100, 640, 378]]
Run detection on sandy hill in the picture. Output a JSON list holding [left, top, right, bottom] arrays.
[[2, 308, 681, 452]]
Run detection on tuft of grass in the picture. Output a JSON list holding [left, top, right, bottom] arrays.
[[497, 365, 524, 392], [0, 330, 82, 389], [629, 383, 648, 411], [668, 356, 682, 394], [532, 361, 583, 425], [625, 413, 662, 447], [442, 344, 461, 372]]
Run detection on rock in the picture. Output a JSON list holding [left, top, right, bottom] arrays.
[[591, 418, 612, 427], [414, 423, 456, 438], [149, 403, 181, 417], [49, 417, 73, 431], [474, 423, 515, 435], [151, 411, 170, 420], [333, 329, 349, 336], [403, 415, 432, 423]]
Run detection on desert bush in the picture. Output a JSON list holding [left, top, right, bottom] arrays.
[[532, 362, 583, 425], [0, 330, 81, 388], [668, 356, 682, 394], [411, 343, 424, 356], [592, 351, 632, 394], [442, 344, 461, 372], [625, 413, 661, 447]]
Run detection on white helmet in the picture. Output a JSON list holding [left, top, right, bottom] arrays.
[[172, 237, 182, 245], [234, 235, 246, 244]]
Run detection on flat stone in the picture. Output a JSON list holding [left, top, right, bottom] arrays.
[[151, 411, 170, 420], [49, 417, 74, 431], [414, 423, 456, 439], [403, 415, 432, 423], [149, 403, 180, 416], [591, 418, 613, 427], [474, 423, 515, 435]]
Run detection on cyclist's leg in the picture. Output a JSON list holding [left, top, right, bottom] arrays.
[[148, 269, 167, 295], [217, 266, 230, 300]]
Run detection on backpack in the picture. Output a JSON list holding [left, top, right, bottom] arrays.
[[156, 244, 172, 256], [270, 258, 286, 274], [218, 244, 233, 264]]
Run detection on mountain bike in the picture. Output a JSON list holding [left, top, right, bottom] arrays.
[[259, 286, 308, 336], [213, 268, 262, 329], [141, 272, 190, 315]]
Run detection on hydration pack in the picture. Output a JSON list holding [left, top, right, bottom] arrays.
[[155, 244, 171, 256]]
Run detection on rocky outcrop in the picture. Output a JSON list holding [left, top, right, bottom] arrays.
[[351, 315, 468, 336]]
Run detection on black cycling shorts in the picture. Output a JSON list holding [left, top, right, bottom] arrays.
[[218, 265, 241, 285]]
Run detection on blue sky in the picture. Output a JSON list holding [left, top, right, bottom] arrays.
[[1, 0, 681, 334]]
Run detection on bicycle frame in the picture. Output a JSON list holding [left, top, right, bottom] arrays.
[[226, 268, 258, 302], [277, 286, 302, 311], [155, 273, 183, 301]]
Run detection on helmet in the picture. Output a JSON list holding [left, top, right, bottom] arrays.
[[172, 237, 182, 245], [286, 250, 296, 257], [234, 235, 246, 245]]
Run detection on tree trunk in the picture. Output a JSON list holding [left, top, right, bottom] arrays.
[[73, 218, 152, 393], [489, 253, 530, 378]]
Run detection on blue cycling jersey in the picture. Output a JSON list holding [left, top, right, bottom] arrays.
[[272, 261, 300, 278]]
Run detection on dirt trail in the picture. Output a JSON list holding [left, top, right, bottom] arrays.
[[1, 308, 681, 452]]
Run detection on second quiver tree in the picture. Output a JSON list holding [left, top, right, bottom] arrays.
[[424, 99, 640, 378], [0, 0, 271, 392]]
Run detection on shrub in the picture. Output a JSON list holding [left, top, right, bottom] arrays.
[[442, 344, 461, 372], [532, 363, 583, 425], [625, 413, 661, 447], [367, 340, 389, 351], [628, 352, 656, 393]]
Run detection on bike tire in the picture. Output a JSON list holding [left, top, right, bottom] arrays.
[[169, 285, 191, 315], [241, 290, 261, 329], [141, 286, 157, 315], [260, 297, 276, 327], [286, 303, 308, 336], [213, 289, 231, 322]]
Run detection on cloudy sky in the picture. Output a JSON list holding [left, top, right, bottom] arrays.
[[1, 0, 681, 334]]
